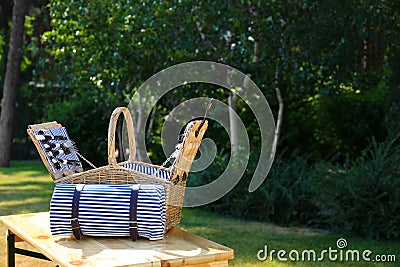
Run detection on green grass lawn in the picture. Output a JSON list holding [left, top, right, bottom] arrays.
[[0, 161, 399, 266]]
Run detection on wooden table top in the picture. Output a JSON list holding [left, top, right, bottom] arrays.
[[1, 212, 234, 267]]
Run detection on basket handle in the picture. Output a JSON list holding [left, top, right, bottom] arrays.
[[108, 107, 136, 165]]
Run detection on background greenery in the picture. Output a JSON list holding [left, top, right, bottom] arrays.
[[1, 0, 399, 241]]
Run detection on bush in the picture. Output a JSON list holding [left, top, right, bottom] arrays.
[[311, 135, 400, 240], [191, 135, 400, 240], [245, 153, 317, 225], [190, 152, 318, 226]]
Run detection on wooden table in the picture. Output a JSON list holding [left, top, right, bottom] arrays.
[[1, 212, 234, 267]]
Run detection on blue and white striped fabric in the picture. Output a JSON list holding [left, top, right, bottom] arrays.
[[33, 127, 82, 173], [50, 184, 166, 240], [123, 163, 171, 181]]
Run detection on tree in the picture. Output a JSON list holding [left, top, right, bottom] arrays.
[[33, 0, 400, 164], [0, 0, 31, 166]]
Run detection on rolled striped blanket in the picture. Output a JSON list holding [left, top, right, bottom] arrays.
[[50, 184, 166, 240]]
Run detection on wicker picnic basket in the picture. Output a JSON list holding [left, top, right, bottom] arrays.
[[28, 107, 208, 231]]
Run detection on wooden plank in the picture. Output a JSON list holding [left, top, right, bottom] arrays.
[[159, 228, 234, 267], [0, 212, 234, 267], [187, 261, 228, 267], [28, 121, 62, 130]]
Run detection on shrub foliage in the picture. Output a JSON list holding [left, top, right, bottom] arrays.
[[192, 136, 400, 240]]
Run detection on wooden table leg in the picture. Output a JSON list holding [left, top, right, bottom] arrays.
[[7, 230, 16, 267], [6, 229, 52, 266]]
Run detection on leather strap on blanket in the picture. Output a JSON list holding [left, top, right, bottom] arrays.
[[129, 185, 140, 241], [71, 184, 84, 240]]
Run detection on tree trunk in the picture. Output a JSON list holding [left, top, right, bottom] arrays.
[[228, 91, 239, 159], [269, 34, 285, 162], [227, 68, 240, 159], [0, 0, 30, 167], [270, 60, 284, 162]]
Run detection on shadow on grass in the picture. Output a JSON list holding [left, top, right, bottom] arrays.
[[0, 180, 54, 188], [0, 170, 47, 178], [0, 160, 48, 176], [0, 181, 54, 199]]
